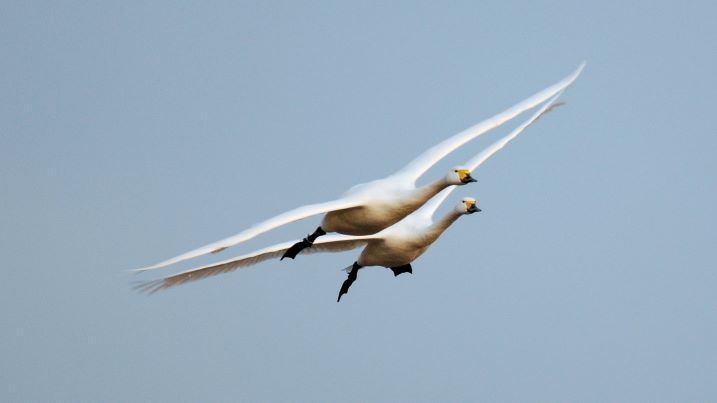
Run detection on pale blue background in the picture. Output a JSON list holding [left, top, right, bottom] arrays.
[[2, 1, 716, 401]]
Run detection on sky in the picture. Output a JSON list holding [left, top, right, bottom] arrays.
[[1, 1, 716, 401]]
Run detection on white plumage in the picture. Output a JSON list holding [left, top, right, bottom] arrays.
[[135, 91, 565, 298], [134, 63, 584, 273]]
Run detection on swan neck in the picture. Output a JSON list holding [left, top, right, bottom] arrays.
[[414, 177, 449, 206], [427, 209, 462, 239]]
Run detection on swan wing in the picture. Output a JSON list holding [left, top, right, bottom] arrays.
[[134, 234, 375, 293], [392, 62, 585, 183], [134, 198, 364, 272], [418, 91, 568, 218], [465, 95, 565, 171]]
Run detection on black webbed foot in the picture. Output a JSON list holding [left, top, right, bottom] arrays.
[[390, 264, 413, 277], [337, 262, 361, 302], [281, 227, 326, 261], [281, 238, 312, 260]]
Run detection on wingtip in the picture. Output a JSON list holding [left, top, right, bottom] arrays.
[[548, 62, 586, 98], [574, 61, 587, 77], [566, 61, 587, 83], [131, 279, 164, 295], [129, 260, 172, 274], [128, 265, 156, 274]]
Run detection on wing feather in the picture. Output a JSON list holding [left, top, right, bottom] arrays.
[[134, 234, 374, 293], [134, 198, 363, 272], [418, 91, 567, 218], [392, 62, 585, 183]]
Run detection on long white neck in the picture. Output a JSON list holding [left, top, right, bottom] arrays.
[[417, 187, 454, 218], [411, 177, 450, 208], [424, 208, 463, 243]]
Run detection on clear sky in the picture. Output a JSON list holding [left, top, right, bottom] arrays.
[[2, 1, 715, 401]]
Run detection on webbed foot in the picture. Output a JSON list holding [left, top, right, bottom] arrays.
[[390, 264, 413, 277], [281, 238, 312, 260], [280, 227, 326, 260], [337, 262, 361, 302]]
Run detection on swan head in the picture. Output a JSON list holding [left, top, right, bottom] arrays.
[[456, 197, 481, 214], [447, 166, 476, 185]]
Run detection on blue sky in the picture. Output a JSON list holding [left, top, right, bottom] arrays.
[[1, 1, 715, 401]]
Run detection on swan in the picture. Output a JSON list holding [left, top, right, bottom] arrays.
[[134, 63, 584, 272], [134, 90, 565, 298], [135, 197, 482, 299]]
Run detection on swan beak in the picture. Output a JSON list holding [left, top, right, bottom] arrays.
[[467, 205, 481, 214], [462, 174, 477, 184]]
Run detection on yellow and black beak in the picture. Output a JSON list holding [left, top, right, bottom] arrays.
[[458, 169, 477, 184], [465, 200, 481, 214]]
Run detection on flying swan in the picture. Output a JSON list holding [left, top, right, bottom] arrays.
[[135, 63, 584, 272], [135, 91, 566, 299]]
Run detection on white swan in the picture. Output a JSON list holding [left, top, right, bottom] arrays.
[[134, 63, 584, 272], [135, 91, 565, 298], [135, 197, 482, 298]]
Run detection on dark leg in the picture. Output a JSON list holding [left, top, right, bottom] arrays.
[[337, 262, 362, 302], [390, 263, 413, 277], [281, 227, 327, 260]]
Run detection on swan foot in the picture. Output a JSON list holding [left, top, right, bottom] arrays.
[[337, 262, 361, 302], [281, 238, 312, 260], [390, 264, 413, 277], [281, 227, 326, 260]]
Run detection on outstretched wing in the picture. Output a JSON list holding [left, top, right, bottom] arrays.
[[134, 234, 375, 293], [134, 198, 364, 272], [391, 62, 585, 183], [464, 97, 565, 171], [418, 91, 567, 218]]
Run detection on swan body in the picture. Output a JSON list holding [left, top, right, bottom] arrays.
[[321, 175, 445, 234], [134, 63, 585, 272], [354, 209, 458, 268]]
